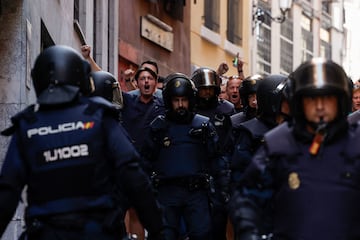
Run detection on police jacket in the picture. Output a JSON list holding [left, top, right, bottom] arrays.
[[0, 97, 164, 237], [195, 99, 235, 154], [142, 113, 218, 178], [231, 106, 257, 141], [229, 121, 360, 240], [231, 117, 271, 186]]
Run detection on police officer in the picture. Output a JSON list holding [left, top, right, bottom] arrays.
[[231, 74, 263, 140], [229, 74, 289, 239], [191, 67, 234, 240], [229, 58, 360, 240], [230, 74, 288, 192], [90, 70, 124, 109], [142, 73, 219, 240], [0, 45, 166, 240]]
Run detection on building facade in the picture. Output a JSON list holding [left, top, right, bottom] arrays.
[[190, 0, 346, 78], [190, 0, 252, 77], [118, 0, 191, 91]]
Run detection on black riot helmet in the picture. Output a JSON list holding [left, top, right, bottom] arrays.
[[256, 74, 288, 127], [191, 67, 221, 95], [289, 58, 351, 123], [162, 73, 196, 111], [91, 71, 123, 108], [240, 74, 263, 108], [31, 45, 92, 105]]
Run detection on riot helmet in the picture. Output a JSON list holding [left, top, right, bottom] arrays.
[[191, 67, 221, 95], [240, 74, 263, 108], [191, 67, 221, 108], [256, 74, 288, 127], [162, 72, 196, 111], [91, 71, 123, 108], [31, 45, 92, 105], [289, 58, 351, 123]]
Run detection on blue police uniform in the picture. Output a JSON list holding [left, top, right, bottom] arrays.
[[195, 99, 234, 240], [230, 122, 360, 239], [0, 97, 165, 240], [230, 117, 270, 189], [142, 113, 218, 240], [231, 106, 256, 141]]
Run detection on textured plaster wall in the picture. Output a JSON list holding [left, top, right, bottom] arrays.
[[0, 1, 28, 239]]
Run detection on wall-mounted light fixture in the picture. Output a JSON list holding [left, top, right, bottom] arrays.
[[253, 0, 293, 25]]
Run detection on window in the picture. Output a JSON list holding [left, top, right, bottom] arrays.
[[280, 18, 293, 74], [257, 0, 271, 75], [164, 0, 185, 21], [320, 28, 331, 59], [204, 0, 220, 32], [257, 25, 271, 75], [227, 0, 242, 45], [322, 1, 330, 14], [301, 15, 313, 61]]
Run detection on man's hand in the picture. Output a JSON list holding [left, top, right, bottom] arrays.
[[217, 62, 229, 76], [80, 45, 102, 71], [81, 44, 91, 60], [124, 69, 135, 80]]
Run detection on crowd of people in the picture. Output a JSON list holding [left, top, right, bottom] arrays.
[[0, 44, 360, 240]]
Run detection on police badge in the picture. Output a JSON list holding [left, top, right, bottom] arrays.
[[288, 172, 300, 190], [163, 137, 171, 147]]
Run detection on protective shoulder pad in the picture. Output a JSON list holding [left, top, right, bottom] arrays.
[[218, 100, 235, 115], [150, 115, 167, 131], [1, 104, 37, 136], [231, 112, 246, 129], [85, 96, 121, 118], [191, 114, 210, 129], [264, 122, 299, 156], [240, 118, 269, 139]]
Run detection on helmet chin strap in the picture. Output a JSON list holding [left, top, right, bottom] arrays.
[[308, 117, 328, 156], [308, 117, 327, 133]]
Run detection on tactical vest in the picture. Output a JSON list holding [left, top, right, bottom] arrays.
[[7, 97, 134, 218], [149, 114, 214, 178], [264, 123, 360, 239], [196, 100, 235, 153]]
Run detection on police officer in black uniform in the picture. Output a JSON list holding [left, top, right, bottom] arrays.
[[191, 67, 234, 240], [142, 73, 219, 240], [229, 74, 289, 239], [231, 74, 263, 137], [90, 70, 124, 109], [229, 58, 360, 240], [230, 74, 288, 192], [0, 45, 166, 240]]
